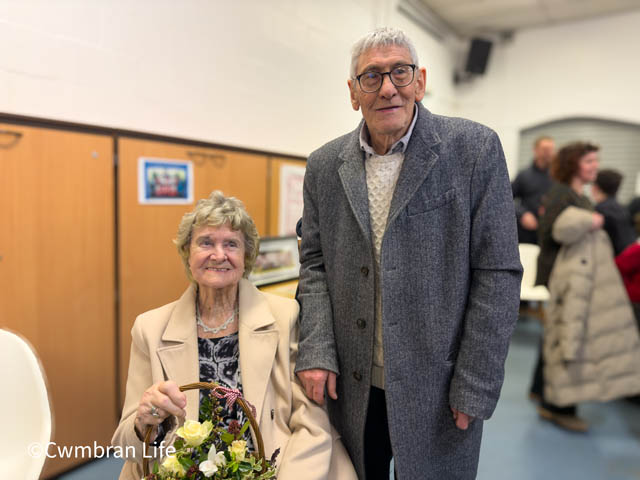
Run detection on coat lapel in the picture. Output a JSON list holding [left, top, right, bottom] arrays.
[[157, 285, 201, 421], [237, 279, 279, 425], [387, 104, 441, 226], [338, 123, 373, 248]]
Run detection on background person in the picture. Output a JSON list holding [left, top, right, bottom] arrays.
[[512, 136, 555, 244], [591, 168, 637, 256], [530, 142, 640, 431]]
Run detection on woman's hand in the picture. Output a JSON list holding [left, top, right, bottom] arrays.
[[590, 212, 604, 231], [134, 381, 187, 440]]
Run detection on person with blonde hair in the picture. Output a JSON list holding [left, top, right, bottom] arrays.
[[113, 191, 356, 480]]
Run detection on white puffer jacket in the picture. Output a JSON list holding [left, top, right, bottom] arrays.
[[544, 206, 640, 406]]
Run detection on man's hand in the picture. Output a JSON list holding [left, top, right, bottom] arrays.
[[451, 407, 474, 430], [520, 211, 538, 231], [296, 369, 337, 406]]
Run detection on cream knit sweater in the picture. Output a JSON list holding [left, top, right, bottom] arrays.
[[365, 151, 404, 389]]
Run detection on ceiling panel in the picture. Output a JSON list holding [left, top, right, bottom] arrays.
[[417, 0, 640, 36]]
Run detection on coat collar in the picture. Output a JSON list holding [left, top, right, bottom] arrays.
[[157, 280, 279, 425], [337, 102, 441, 244], [237, 279, 279, 426]]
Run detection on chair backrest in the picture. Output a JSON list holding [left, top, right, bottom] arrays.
[[0, 329, 52, 479], [519, 243, 541, 289]]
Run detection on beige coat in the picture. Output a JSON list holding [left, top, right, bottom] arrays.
[[112, 279, 356, 480], [544, 206, 640, 406]]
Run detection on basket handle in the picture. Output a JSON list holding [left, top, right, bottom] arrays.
[[142, 381, 266, 477]]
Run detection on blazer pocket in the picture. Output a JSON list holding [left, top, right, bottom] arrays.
[[407, 188, 457, 216]]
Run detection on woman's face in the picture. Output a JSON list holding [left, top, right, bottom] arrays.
[[188, 224, 245, 290], [576, 151, 599, 184]]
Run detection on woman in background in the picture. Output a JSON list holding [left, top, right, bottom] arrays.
[[530, 142, 640, 431]]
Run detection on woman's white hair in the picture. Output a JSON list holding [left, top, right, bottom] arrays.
[[350, 27, 419, 78]]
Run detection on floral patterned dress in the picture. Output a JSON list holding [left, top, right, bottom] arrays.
[[198, 332, 254, 448]]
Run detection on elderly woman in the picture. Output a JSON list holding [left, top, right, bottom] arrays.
[[112, 191, 356, 480], [530, 142, 640, 432]]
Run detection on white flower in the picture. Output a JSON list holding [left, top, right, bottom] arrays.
[[199, 460, 218, 477], [176, 419, 213, 447], [199, 445, 226, 477]]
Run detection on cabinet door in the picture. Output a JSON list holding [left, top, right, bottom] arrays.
[[117, 138, 268, 405], [0, 124, 116, 478]]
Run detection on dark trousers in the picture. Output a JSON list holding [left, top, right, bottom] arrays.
[[364, 386, 396, 480], [531, 340, 577, 415]]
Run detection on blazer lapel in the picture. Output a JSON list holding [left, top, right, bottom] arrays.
[[237, 279, 279, 425], [338, 123, 373, 248], [157, 285, 201, 421], [387, 104, 441, 226]]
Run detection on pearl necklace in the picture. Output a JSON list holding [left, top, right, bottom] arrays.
[[196, 301, 238, 334]]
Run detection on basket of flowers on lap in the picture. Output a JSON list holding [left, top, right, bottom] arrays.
[[143, 382, 279, 480]]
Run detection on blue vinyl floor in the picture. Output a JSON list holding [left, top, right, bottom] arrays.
[[57, 317, 640, 479]]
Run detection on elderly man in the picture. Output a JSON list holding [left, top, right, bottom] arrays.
[[295, 27, 522, 479]]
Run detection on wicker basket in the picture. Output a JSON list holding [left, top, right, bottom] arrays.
[[143, 381, 266, 476]]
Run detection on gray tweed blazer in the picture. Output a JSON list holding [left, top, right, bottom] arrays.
[[296, 102, 522, 479]]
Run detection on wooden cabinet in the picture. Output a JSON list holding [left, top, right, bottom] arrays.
[[117, 138, 269, 405], [0, 124, 117, 478]]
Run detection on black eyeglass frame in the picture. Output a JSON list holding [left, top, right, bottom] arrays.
[[355, 64, 417, 93]]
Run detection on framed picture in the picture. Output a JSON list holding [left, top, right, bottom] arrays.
[[138, 157, 194, 205], [249, 235, 300, 286]]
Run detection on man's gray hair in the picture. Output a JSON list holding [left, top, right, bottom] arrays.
[[350, 27, 419, 78]]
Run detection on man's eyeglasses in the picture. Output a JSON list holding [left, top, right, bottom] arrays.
[[355, 64, 416, 93]]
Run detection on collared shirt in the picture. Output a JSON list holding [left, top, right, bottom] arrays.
[[359, 104, 419, 158]]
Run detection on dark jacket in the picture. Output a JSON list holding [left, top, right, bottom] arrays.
[[536, 182, 593, 287], [297, 103, 522, 479], [512, 162, 553, 244], [595, 197, 637, 256]]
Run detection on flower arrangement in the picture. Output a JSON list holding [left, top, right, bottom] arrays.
[[144, 386, 279, 480]]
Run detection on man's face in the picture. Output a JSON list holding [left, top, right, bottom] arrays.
[[534, 139, 555, 168], [348, 45, 426, 151]]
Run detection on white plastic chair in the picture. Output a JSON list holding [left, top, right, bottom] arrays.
[[0, 329, 52, 479], [518, 243, 550, 321]]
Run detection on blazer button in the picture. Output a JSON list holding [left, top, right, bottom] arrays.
[[357, 318, 367, 329], [353, 371, 362, 381], [361, 266, 369, 277]]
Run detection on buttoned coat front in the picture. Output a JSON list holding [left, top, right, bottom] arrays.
[[296, 103, 522, 479], [112, 279, 356, 480]]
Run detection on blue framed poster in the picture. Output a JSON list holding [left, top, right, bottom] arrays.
[[138, 157, 194, 205]]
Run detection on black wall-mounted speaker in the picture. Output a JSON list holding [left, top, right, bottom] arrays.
[[465, 38, 492, 75]]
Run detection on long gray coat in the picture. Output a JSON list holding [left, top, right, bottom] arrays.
[[296, 103, 522, 479]]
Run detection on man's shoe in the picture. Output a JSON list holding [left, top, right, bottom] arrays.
[[537, 406, 589, 432]]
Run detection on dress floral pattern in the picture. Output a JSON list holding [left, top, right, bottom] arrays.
[[198, 332, 253, 448]]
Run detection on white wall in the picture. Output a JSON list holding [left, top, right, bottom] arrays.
[[0, 0, 457, 157], [452, 10, 640, 176]]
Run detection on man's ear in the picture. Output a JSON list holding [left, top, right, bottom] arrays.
[[348, 79, 360, 111], [414, 67, 427, 102]]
